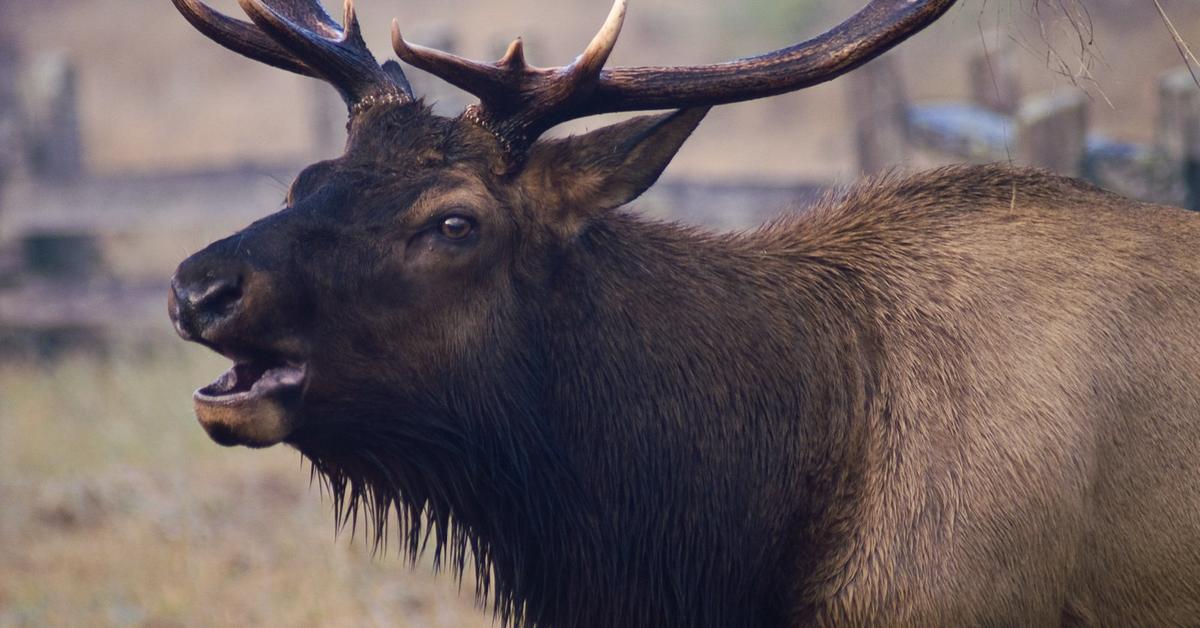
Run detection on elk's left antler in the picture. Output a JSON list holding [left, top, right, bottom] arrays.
[[393, 0, 957, 155]]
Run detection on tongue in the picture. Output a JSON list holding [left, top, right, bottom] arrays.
[[201, 361, 307, 400], [232, 362, 271, 394]]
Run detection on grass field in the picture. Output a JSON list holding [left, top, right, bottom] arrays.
[[0, 339, 490, 627]]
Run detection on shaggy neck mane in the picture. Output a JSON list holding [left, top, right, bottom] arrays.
[[295, 201, 890, 627]]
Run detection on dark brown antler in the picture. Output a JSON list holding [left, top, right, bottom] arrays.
[[393, 0, 958, 155], [391, 0, 626, 154], [172, 0, 412, 112]]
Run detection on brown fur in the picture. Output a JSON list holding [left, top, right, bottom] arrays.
[[171, 100, 1200, 627], [765, 167, 1200, 625]]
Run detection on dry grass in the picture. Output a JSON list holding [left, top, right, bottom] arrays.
[[0, 342, 491, 628]]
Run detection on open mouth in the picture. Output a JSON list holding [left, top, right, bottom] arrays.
[[198, 360, 307, 401], [193, 357, 307, 448]]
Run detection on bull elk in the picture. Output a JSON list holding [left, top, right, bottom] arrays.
[[165, 0, 1200, 625]]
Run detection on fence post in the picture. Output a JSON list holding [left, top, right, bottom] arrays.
[[309, 80, 347, 159], [0, 14, 18, 283], [968, 41, 1021, 115], [1015, 89, 1088, 177], [0, 41, 21, 211], [849, 53, 909, 174], [21, 231, 103, 281], [1157, 67, 1200, 211], [23, 53, 83, 181]]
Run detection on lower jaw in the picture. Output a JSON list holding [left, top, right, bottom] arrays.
[[193, 363, 307, 448], [194, 394, 298, 447]]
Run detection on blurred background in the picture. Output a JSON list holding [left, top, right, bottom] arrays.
[[0, 0, 1196, 626]]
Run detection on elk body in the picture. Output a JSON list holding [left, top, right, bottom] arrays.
[[166, 0, 1200, 626]]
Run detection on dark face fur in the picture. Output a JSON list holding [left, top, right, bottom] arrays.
[[173, 107, 495, 444]]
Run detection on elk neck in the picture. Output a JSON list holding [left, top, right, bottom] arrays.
[[504, 208, 891, 627]]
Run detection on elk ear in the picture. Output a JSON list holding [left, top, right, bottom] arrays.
[[518, 108, 709, 234]]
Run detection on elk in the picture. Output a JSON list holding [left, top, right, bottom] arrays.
[[166, 0, 1200, 625]]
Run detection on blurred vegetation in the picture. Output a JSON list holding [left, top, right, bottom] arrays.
[[729, 0, 830, 41], [0, 345, 216, 478], [0, 344, 489, 628], [715, 0, 834, 59]]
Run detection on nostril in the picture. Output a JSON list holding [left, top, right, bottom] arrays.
[[169, 271, 245, 343], [170, 256, 251, 343], [193, 275, 243, 316]]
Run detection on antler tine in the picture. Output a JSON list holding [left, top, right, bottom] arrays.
[[237, 0, 413, 108], [170, 0, 316, 77], [391, 0, 624, 95], [238, 0, 342, 38], [391, 22, 514, 98], [498, 38, 527, 70], [391, 0, 632, 159], [578, 0, 959, 115], [570, 0, 626, 80], [340, 0, 365, 47]]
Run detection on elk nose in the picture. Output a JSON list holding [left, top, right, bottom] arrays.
[[168, 270, 244, 342]]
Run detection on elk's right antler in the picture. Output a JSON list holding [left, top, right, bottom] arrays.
[[393, 0, 958, 156], [172, 0, 413, 112]]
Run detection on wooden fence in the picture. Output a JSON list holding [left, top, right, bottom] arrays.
[[850, 46, 1200, 210]]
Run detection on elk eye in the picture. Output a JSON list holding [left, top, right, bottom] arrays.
[[439, 216, 473, 240]]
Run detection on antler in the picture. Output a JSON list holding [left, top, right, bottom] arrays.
[[392, 0, 626, 154], [175, 0, 957, 151], [393, 0, 958, 155], [172, 0, 412, 112]]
